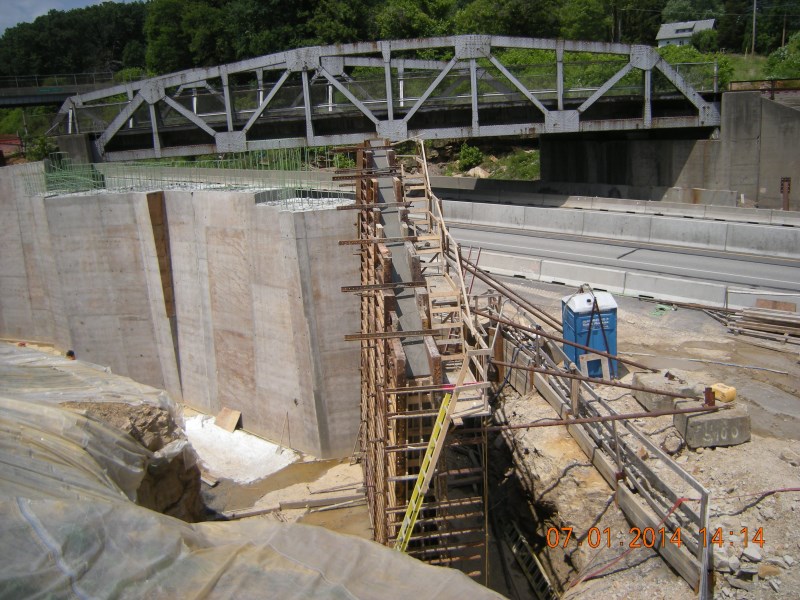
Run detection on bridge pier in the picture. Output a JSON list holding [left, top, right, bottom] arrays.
[[539, 92, 799, 210], [55, 133, 97, 163]]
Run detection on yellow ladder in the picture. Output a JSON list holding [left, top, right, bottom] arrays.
[[394, 361, 468, 552]]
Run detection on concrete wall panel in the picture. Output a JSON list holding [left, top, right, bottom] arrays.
[[41, 193, 179, 397]]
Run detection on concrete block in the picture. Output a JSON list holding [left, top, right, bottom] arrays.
[[632, 371, 703, 412], [725, 222, 800, 258], [624, 272, 727, 307], [540, 260, 626, 293], [581, 211, 652, 242], [649, 217, 727, 250], [674, 401, 751, 448], [524, 206, 584, 235]]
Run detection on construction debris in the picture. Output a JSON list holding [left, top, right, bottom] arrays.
[[727, 307, 800, 344]]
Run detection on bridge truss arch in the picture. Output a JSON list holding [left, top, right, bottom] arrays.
[[53, 35, 721, 161]]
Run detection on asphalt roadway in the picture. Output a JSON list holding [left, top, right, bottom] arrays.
[[449, 223, 800, 293]]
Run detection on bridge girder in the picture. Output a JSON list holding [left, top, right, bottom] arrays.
[[53, 35, 721, 162]]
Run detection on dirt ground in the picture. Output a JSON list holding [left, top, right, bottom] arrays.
[[486, 278, 800, 599]]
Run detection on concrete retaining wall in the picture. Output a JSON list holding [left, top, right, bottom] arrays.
[[0, 165, 359, 458]]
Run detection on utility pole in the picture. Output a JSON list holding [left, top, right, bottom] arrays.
[[782, 13, 787, 47], [751, 0, 757, 55]]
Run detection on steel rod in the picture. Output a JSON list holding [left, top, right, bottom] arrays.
[[475, 308, 655, 372], [345, 329, 436, 341], [459, 254, 563, 331], [492, 360, 699, 399], [339, 236, 418, 245], [470, 404, 725, 433]]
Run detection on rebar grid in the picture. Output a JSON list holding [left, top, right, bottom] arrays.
[[20, 148, 356, 212]]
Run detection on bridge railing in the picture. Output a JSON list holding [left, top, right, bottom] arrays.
[[0, 72, 116, 90]]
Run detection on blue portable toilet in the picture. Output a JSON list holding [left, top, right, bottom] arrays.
[[562, 290, 618, 378]]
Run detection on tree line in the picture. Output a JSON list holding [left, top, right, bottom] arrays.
[[0, 0, 796, 77]]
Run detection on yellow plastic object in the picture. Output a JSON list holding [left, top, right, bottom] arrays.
[[711, 383, 737, 403]]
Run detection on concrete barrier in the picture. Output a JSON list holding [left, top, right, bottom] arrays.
[[469, 203, 525, 228], [445, 199, 800, 258], [581, 211, 653, 242], [540, 260, 626, 293], [644, 201, 708, 218], [559, 196, 595, 210], [770, 210, 800, 227], [726, 288, 800, 309], [649, 217, 728, 251], [523, 205, 585, 235], [441, 199, 473, 223], [589, 197, 648, 213], [623, 272, 727, 306], [478, 250, 542, 278], [725, 222, 800, 258], [704, 205, 765, 223]]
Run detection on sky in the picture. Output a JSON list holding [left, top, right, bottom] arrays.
[[1, 0, 137, 36]]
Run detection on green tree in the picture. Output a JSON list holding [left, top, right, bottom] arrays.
[[309, 0, 372, 44], [376, 0, 456, 39], [458, 142, 483, 171], [691, 28, 719, 52], [144, 0, 193, 73], [0, 2, 146, 76], [662, 0, 721, 22], [717, 0, 750, 52], [454, 0, 559, 38], [560, 0, 612, 42], [659, 43, 733, 86], [765, 32, 800, 78]]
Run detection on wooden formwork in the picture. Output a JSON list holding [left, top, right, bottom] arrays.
[[346, 141, 491, 582]]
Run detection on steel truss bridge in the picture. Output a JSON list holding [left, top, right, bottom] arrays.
[[52, 36, 721, 161]]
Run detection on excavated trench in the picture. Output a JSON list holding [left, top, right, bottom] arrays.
[[486, 414, 583, 599]]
